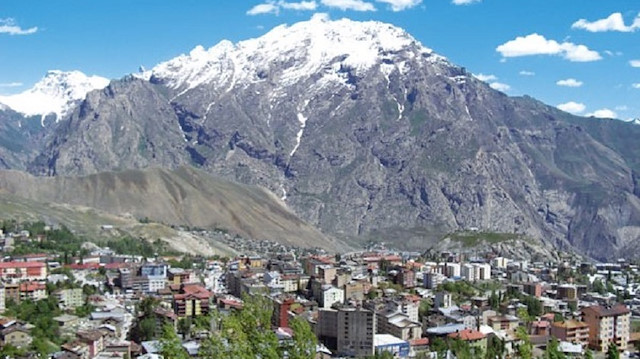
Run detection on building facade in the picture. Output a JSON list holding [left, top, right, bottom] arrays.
[[582, 304, 630, 352]]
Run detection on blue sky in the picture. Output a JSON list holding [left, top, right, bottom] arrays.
[[1, 0, 639, 120]]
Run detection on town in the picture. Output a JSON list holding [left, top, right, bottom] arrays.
[[0, 221, 639, 359]]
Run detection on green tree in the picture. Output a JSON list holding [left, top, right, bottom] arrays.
[[200, 294, 308, 359], [418, 299, 431, 321], [0, 344, 26, 358], [489, 290, 500, 310], [592, 279, 606, 294], [288, 316, 318, 359], [517, 307, 531, 325], [515, 327, 533, 359], [543, 337, 566, 359], [178, 317, 192, 339], [449, 338, 472, 359], [584, 348, 594, 359], [430, 337, 448, 359], [485, 336, 505, 359], [75, 303, 96, 318], [606, 343, 620, 359], [159, 324, 189, 359]]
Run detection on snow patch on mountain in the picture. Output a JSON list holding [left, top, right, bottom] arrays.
[[0, 70, 109, 120], [150, 14, 445, 96], [290, 112, 308, 158]]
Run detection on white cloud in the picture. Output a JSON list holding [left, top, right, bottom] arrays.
[[604, 50, 623, 57], [280, 1, 318, 10], [320, 0, 376, 11], [0, 18, 37, 35], [473, 73, 497, 82], [247, 1, 317, 15], [556, 78, 583, 88], [572, 12, 640, 32], [375, 0, 421, 11], [489, 82, 510, 92], [557, 101, 586, 114], [452, 0, 481, 4], [586, 108, 618, 119], [633, 83, 640, 89], [519, 70, 535, 76], [0, 82, 22, 87], [496, 33, 601, 62], [247, 3, 279, 15], [473, 73, 509, 92], [615, 105, 629, 111], [630, 60, 640, 68]]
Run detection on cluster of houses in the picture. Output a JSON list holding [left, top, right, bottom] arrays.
[[0, 228, 639, 358]]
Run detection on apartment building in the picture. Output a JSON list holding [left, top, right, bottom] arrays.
[[0, 262, 47, 282], [317, 305, 376, 358], [550, 320, 589, 347], [582, 304, 631, 352]]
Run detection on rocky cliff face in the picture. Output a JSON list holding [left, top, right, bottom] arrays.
[[19, 16, 640, 260]]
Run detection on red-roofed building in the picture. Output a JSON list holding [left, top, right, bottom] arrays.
[[19, 282, 46, 301], [448, 329, 487, 352], [0, 262, 47, 281], [173, 284, 212, 317], [218, 297, 243, 311], [531, 321, 550, 336], [66, 263, 100, 271], [409, 337, 429, 353]]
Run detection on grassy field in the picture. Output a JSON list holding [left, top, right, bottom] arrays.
[[446, 231, 524, 247]]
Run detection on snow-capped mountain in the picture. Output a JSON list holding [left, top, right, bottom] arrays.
[[150, 13, 446, 97], [15, 15, 640, 261], [0, 70, 110, 122]]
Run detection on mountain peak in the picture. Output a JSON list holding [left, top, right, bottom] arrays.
[[150, 15, 446, 95], [0, 70, 109, 121]]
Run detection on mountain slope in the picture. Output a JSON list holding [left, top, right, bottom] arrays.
[[0, 166, 347, 251], [24, 16, 640, 260]]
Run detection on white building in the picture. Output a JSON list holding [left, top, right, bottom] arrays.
[[424, 272, 446, 289], [320, 285, 345, 309]]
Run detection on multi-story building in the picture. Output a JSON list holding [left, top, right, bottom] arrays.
[[272, 296, 295, 328], [523, 282, 543, 298], [434, 292, 452, 309], [582, 304, 631, 352], [396, 269, 416, 288], [140, 263, 167, 277], [118, 268, 132, 290], [423, 272, 445, 289], [19, 282, 46, 301], [315, 285, 344, 309], [281, 274, 299, 293], [461, 263, 491, 281], [4, 283, 19, 304], [317, 305, 376, 358], [173, 284, 212, 317], [0, 261, 47, 282], [55, 288, 84, 309], [551, 320, 589, 347], [487, 315, 520, 331], [318, 266, 338, 285]]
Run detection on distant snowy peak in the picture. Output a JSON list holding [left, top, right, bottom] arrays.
[[150, 14, 447, 95], [0, 70, 110, 120]]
